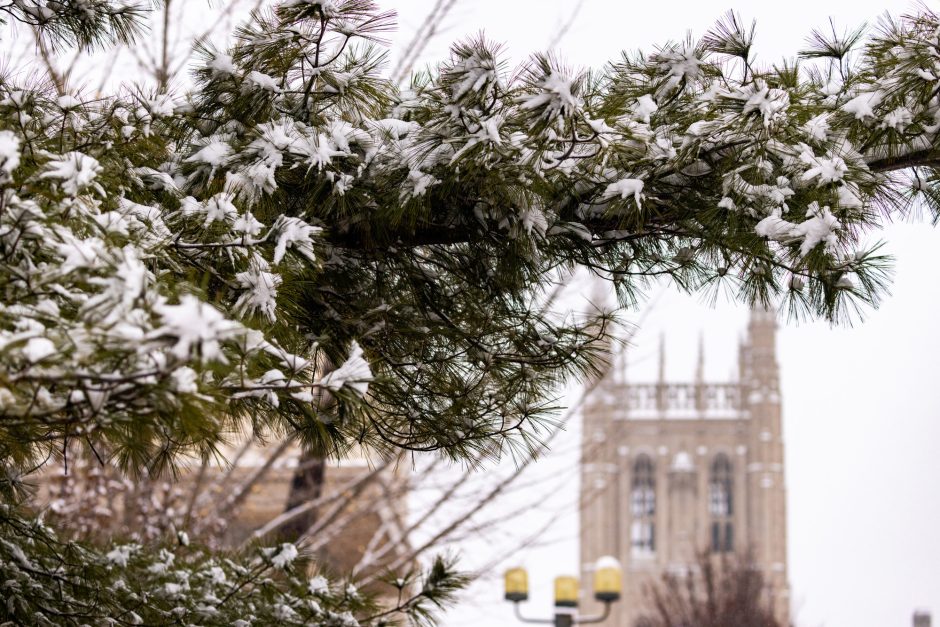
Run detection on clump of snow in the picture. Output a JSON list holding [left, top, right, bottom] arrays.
[[209, 566, 227, 584], [234, 263, 282, 321], [882, 106, 913, 131], [57, 95, 81, 110], [520, 71, 582, 119], [632, 94, 658, 123], [837, 183, 862, 208], [245, 71, 280, 92], [54, 229, 106, 273], [737, 81, 789, 124], [802, 113, 830, 141], [652, 47, 702, 93], [794, 202, 841, 257], [295, 132, 347, 171], [154, 295, 242, 363], [800, 149, 848, 186], [0, 130, 21, 183], [595, 556, 621, 570], [185, 138, 232, 168], [147, 549, 176, 575], [233, 212, 264, 236], [273, 216, 321, 264], [519, 206, 548, 238], [602, 178, 644, 207], [273, 604, 300, 621], [106, 545, 135, 568], [842, 91, 883, 120], [755, 211, 797, 241], [162, 582, 185, 598], [586, 117, 616, 136], [170, 367, 199, 393], [319, 341, 373, 397], [447, 50, 498, 101], [270, 543, 299, 569], [412, 170, 440, 198], [717, 196, 736, 211], [370, 118, 419, 140], [755, 202, 841, 257], [209, 53, 236, 76], [202, 193, 239, 226], [308, 575, 329, 595], [146, 94, 176, 118], [40, 152, 102, 195], [22, 337, 56, 363]]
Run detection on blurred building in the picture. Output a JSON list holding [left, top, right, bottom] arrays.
[[580, 309, 789, 626], [914, 610, 932, 627], [35, 441, 408, 580]]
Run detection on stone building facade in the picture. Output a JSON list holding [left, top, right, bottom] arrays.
[[579, 309, 789, 625]]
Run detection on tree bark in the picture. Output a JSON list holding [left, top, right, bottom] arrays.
[[280, 448, 326, 541]]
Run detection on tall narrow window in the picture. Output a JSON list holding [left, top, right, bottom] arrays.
[[709, 454, 734, 552], [631, 455, 656, 555]]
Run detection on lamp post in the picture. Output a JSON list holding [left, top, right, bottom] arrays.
[[504, 556, 623, 627]]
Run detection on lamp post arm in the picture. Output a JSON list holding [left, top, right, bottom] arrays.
[[512, 602, 557, 624], [574, 601, 613, 624]]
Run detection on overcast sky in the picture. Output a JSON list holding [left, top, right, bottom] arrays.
[[385, 1, 940, 626]]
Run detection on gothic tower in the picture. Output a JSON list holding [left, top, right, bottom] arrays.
[[579, 308, 790, 626], [740, 308, 790, 622]]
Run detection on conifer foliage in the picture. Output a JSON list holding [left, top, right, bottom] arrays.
[[2, 0, 940, 623]]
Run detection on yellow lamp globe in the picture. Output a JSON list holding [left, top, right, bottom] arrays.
[[593, 556, 622, 602], [554, 575, 579, 608], [504, 567, 529, 602]]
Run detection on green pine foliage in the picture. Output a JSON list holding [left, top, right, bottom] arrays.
[[2, 0, 940, 623], [0, 504, 467, 625]]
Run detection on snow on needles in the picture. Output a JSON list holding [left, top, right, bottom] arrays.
[[0, 130, 20, 183], [40, 152, 102, 196], [319, 341, 373, 397], [521, 71, 582, 119], [269, 543, 299, 570], [842, 91, 883, 121], [153, 295, 243, 363], [602, 178, 645, 207], [755, 202, 842, 257]]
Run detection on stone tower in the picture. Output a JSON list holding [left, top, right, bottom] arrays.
[[579, 309, 790, 626]]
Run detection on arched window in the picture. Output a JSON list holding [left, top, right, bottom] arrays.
[[631, 455, 656, 555], [709, 454, 734, 552]]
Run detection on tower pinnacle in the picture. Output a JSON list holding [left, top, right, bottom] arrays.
[[657, 332, 665, 385], [695, 332, 704, 383]]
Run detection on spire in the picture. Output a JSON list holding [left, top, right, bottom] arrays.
[[695, 332, 704, 384], [656, 332, 666, 413], [694, 331, 706, 413], [657, 332, 665, 384]]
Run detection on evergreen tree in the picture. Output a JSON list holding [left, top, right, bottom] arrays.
[[1, 0, 939, 623]]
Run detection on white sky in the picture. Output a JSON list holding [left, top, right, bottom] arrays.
[[386, 1, 940, 626]]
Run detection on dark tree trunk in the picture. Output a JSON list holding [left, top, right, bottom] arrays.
[[280, 448, 326, 541]]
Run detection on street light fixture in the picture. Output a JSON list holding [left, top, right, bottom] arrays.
[[504, 556, 622, 626]]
